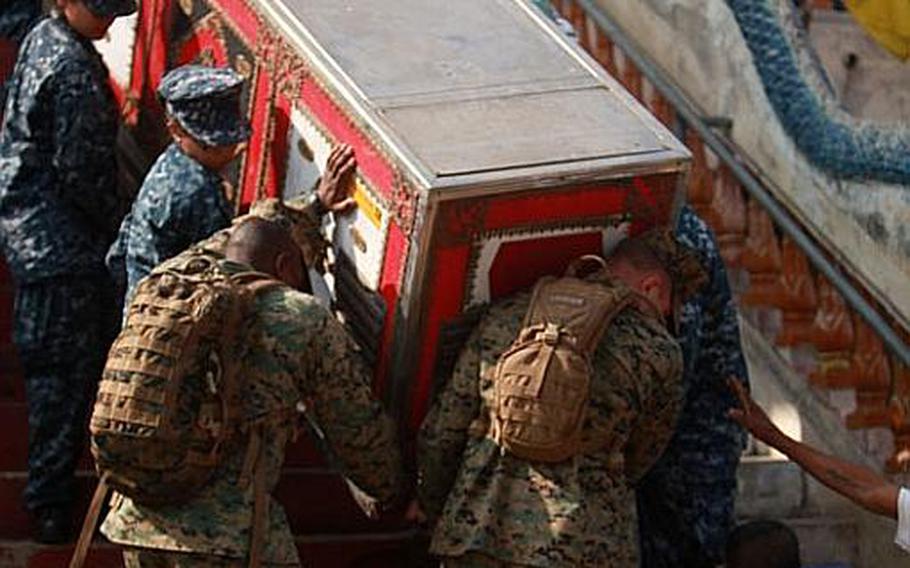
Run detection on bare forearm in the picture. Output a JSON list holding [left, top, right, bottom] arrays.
[[772, 433, 899, 519]]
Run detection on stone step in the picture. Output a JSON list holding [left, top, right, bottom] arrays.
[[736, 456, 806, 519], [787, 517, 858, 568], [736, 458, 859, 566]]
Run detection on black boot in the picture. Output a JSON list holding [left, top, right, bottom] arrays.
[[33, 506, 72, 544]]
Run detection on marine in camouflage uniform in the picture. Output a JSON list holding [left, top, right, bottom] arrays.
[[637, 205, 751, 567], [107, 64, 251, 306], [101, 220, 404, 567], [417, 256, 685, 567], [0, 0, 135, 541]]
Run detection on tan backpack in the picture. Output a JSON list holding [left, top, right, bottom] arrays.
[[489, 256, 638, 463], [71, 252, 282, 568]]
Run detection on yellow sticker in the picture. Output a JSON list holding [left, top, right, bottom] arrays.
[[353, 179, 383, 229]]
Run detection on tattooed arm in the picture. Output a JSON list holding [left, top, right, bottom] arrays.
[[729, 380, 899, 519]]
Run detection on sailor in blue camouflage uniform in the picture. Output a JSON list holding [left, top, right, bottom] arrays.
[[0, 0, 136, 544], [637, 205, 751, 567], [107, 64, 251, 307]]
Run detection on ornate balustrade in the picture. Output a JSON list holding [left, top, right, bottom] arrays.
[[551, 0, 910, 472]]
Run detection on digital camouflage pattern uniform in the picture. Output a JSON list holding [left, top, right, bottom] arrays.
[[102, 259, 403, 566], [0, 9, 132, 512], [107, 65, 251, 305], [144, 195, 328, 272], [418, 291, 684, 568], [637, 205, 750, 567], [108, 143, 234, 303]]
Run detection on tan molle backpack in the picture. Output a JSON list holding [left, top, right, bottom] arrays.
[[489, 255, 637, 463], [71, 252, 281, 568]]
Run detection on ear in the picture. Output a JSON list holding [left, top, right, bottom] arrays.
[[639, 272, 670, 315], [166, 116, 186, 143], [273, 251, 291, 281]]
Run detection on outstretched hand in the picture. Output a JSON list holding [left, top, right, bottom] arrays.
[[316, 144, 357, 214], [727, 378, 787, 448]]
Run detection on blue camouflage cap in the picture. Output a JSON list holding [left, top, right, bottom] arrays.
[[83, 0, 137, 18], [157, 64, 252, 147]]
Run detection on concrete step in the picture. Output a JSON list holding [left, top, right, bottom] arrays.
[[736, 456, 806, 519], [788, 517, 858, 568], [737, 457, 859, 566]]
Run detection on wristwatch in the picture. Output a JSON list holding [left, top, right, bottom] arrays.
[[308, 190, 330, 218]]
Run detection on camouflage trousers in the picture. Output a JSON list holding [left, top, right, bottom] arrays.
[[13, 274, 117, 511], [122, 548, 297, 568], [440, 552, 529, 568]]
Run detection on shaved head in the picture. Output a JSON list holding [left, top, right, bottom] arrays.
[[225, 217, 306, 289], [610, 237, 668, 277], [607, 237, 672, 315]]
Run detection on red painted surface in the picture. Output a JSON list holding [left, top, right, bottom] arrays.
[[488, 233, 604, 298], [210, 0, 260, 45], [374, 223, 408, 396], [238, 66, 273, 207], [261, 91, 292, 200], [410, 243, 473, 429], [175, 23, 229, 66]]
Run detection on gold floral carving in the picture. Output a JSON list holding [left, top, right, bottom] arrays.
[[391, 171, 418, 236]]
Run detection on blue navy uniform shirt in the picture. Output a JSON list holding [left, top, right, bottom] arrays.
[[108, 143, 233, 303], [637, 205, 750, 565], [0, 16, 121, 283], [671, 205, 749, 475]]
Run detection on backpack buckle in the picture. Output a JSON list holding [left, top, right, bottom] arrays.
[[541, 322, 561, 345]]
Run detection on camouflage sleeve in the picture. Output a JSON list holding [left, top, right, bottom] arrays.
[[417, 327, 483, 523], [291, 304, 403, 506], [51, 60, 121, 238], [612, 313, 684, 484], [286, 194, 329, 270]]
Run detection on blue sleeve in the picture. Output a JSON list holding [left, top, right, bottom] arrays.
[[51, 59, 121, 237], [674, 206, 750, 462]]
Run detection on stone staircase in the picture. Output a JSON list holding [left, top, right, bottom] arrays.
[[550, 1, 910, 565], [550, 0, 910, 469], [1, 1, 908, 566], [735, 318, 909, 566]]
